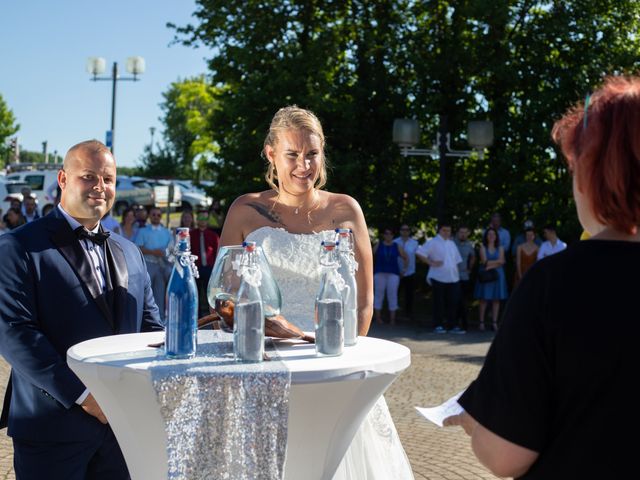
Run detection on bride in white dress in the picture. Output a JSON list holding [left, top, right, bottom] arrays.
[[220, 106, 414, 480]]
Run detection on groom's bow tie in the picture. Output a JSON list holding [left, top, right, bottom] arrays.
[[75, 226, 111, 246]]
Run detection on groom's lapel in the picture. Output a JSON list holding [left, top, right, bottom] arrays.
[[50, 219, 114, 328]]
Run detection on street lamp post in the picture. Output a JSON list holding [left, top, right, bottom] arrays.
[[86, 57, 145, 156], [149, 126, 156, 154], [393, 116, 493, 221]]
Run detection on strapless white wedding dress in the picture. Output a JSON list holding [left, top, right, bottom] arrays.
[[246, 226, 414, 480]]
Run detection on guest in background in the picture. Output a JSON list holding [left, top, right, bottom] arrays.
[[487, 212, 511, 253], [416, 221, 461, 333], [373, 227, 407, 325], [101, 208, 121, 234], [136, 207, 173, 322], [474, 227, 508, 331], [454, 225, 476, 333], [22, 196, 40, 223], [444, 74, 640, 480], [208, 199, 225, 235], [511, 219, 542, 257], [19, 187, 34, 216], [134, 204, 148, 228], [393, 224, 419, 321], [513, 227, 539, 288], [537, 224, 567, 259], [190, 210, 220, 316], [41, 204, 55, 217], [179, 209, 195, 230], [3, 207, 26, 230], [119, 207, 138, 241]]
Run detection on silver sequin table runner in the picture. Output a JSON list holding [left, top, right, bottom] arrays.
[[149, 330, 291, 480]]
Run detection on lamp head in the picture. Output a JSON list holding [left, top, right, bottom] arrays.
[[126, 56, 146, 77], [468, 120, 494, 149], [392, 119, 420, 148], [86, 57, 106, 76]]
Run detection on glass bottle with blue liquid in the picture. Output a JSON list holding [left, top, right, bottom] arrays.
[[165, 227, 199, 359]]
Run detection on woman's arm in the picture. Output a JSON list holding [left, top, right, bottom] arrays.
[[479, 245, 487, 266], [486, 246, 506, 269], [341, 196, 373, 336], [219, 196, 249, 246], [444, 411, 539, 478], [397, 243, 408, 270]]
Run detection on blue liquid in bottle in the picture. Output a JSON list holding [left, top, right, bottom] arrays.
[[165, 228, 199, 359]]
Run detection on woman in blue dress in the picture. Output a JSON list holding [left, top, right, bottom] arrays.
[[474, 227, 508, 330], [373, 227, 407, 325]]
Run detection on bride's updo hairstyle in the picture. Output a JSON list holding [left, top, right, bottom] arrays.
[[263, 105, 328, 192], [552, 76, 640, 235]]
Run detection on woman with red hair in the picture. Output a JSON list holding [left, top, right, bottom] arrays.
[[443, 76, 640, 478]]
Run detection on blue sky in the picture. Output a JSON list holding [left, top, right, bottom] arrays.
[[0, 0, 209, 167]]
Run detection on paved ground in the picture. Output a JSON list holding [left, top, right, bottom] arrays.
[[0, 323, 497, 479]]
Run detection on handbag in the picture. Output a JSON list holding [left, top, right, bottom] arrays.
[[478, 269, 498, 283]]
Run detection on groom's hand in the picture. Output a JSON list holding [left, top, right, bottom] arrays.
[[81, 393, 108, 424]]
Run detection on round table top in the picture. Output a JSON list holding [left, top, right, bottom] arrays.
[[67, 331, 411, 384]]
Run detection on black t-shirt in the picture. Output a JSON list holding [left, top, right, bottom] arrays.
[[459, 240, 640, 479]]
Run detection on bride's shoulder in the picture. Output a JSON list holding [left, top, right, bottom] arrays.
[[229, 190, 275, 208], [322, 191, 361, 210], [322, 191, 365, 219], [221, 191, 279, 244]]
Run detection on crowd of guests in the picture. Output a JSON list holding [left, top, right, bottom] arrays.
[[373, 212, 568, 333], [1, 189, 223, 319]]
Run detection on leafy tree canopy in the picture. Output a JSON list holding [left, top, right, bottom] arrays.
[[169, 0, 640, 241], [138, 76, 221, 180]]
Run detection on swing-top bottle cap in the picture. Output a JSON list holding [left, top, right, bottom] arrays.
[[176, 227, 190, 240], [334, 228, 352, 235], [321, 240, 336, 250], [242, 241, 257, 252]]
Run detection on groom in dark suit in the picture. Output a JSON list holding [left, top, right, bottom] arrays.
[[0, 140, 162, 479]]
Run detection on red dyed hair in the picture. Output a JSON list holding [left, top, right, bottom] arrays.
[[552, 76, 640, 234]]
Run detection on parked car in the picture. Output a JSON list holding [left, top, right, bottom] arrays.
[[4, 164, 60, 214], [114, 176, 155, 215], [173, 180, 212, 211], [146, 179, 182, 211]]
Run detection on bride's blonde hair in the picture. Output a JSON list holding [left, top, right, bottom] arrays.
[[263, 106, 328, 192]]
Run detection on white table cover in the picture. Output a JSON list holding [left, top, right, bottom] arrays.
[[68, 332, 410, 480]]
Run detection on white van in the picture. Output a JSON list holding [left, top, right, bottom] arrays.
[[4, 164, 60, 215]]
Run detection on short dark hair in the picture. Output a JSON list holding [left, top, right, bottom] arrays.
[[437, 219, 452, 230]]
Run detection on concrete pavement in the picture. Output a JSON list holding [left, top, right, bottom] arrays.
[[0, 323, 497, 479]]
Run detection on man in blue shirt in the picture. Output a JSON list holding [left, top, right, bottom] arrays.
[[136, 207, 173, 321]]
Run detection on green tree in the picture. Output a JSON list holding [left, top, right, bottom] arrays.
[[172, 0, 640, 240], [18, 150, 62, 164], [0, 93, 20, 167], [139, 76, 220, 179]]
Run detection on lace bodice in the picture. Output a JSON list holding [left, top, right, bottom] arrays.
[[245, 226, 335, 331]]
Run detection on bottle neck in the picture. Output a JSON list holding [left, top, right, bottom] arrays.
[[176, 239, 191, 255]]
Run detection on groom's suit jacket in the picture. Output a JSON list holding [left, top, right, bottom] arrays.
[[0, 207, 162, 442]]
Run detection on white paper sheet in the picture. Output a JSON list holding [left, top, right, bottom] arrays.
[[415, 390, 465, 427]]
